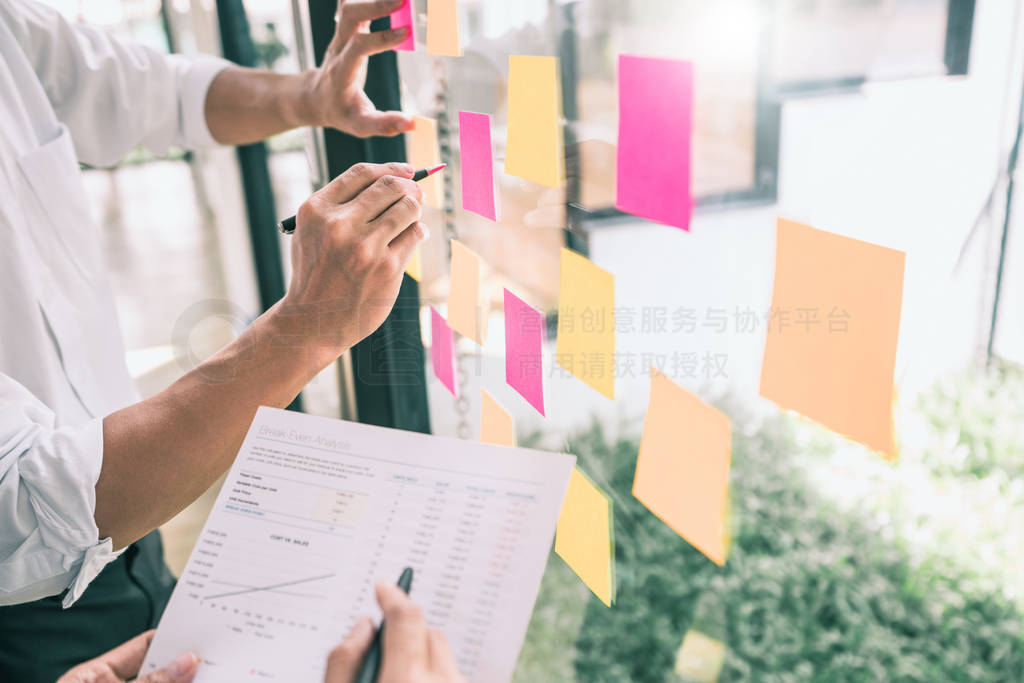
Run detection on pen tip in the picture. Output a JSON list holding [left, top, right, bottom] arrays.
[[427, 163, 447, 176]]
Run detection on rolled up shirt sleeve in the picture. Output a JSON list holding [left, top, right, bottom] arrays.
[[0, 375, 123, 608], [1, 0, 231, 166]]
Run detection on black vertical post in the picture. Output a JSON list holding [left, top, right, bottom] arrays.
[[307, 0, 431, 433], [557, 1, 588, 257], [944, 0, 976, 76], [215, 0, 302, 411]]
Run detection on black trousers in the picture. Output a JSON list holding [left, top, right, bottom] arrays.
[[0, 530, 175, 682]]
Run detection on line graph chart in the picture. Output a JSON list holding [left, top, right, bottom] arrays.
[[201, 572, 337, 602]]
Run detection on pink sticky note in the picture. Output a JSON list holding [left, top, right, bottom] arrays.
[[459, 111, 498, 221], [616, 55, 693, 231], [504, 289, 545, 415], [431, 307, 457, 397], [389, 0, 415, 51]]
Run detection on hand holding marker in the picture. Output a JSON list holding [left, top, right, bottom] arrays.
[[353, 567, 414, 683], [278, 165, 446, 234]]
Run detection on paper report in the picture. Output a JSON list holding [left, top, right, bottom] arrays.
[[143, 406, 575, 682]]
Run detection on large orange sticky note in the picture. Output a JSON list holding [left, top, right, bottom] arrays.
[[480, 389, 516, 447], [760, 218, 905, 458], [556, 248, 614, 399], [426, 0, 461, 56], [633, 369, 732, 565], [505, 55, 563, 188], [447, 239, 486, 345], [555, 467, 615, 607], [407, 116, 444, 208]]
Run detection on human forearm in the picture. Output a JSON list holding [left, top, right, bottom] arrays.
[[94, 302, 335, 548], [204, 67, 318, 146], [94, 160, 426, 551]]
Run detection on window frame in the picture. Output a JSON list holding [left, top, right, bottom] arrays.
[[563, 0, 975, 228]]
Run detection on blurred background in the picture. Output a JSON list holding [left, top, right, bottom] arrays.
[[45, 0, 1024, 679]]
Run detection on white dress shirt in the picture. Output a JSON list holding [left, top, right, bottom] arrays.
[[0, 0, 229, 607]]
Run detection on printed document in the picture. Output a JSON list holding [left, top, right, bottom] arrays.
[[142, 406, 575, 682]]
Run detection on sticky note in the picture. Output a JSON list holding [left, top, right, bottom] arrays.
[[555, 248, 614, 399], [446, 240, 486, 345], [633, 369, 731, 565], [426, 0, 461, 56], [504, 289, 545, 415], [407, 116, 444, 208], [505, 56, 563, 188], [759, 218, 905, 458], [674, 630, 726, 682], [555, 467, 615, 607], [458, 111, 498, 221], [405, 249, 422, 281], [430, 307, 457, 397], [616, 55, 693, 231], [389, 0, 415, 51], [480, 389, 516, 447]]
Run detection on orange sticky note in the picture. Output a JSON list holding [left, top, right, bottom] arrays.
[[556, 248, 614, 399], [426, 0, 461, 56], [555, 467, 615, 607], [480, 389, 516, 446], [405, 249, 422, 281], [407, 116, 444, 208], [505, 55, 563, 188], [760, 218, 905, 458], [446, 239, 486, 345], [633, 369, 732, 565]]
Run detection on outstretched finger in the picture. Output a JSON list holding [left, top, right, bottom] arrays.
[[427, 628, 462, 679], [348, 27, 409, 59], [318, 162, 414, 205], [336, 0, 404, 41], [324, 617, 375, 683], [376, 581, 429, 667], [347, 108, 415, 138]]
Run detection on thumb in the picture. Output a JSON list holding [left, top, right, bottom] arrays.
[[325, 616, 376, 682], [135, 652, 199, 683]]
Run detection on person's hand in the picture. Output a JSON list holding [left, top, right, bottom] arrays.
[[306, 0, 415, 137], [281, 162, 427, 358], [57, 630, 198, 683], [324, 581, 465, 683]]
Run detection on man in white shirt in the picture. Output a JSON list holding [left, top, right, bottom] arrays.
[[0, 0, 429, 678]]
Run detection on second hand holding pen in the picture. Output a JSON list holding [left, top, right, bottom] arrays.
[[277, 165, 445, 234], [354, 567, 414, 683]]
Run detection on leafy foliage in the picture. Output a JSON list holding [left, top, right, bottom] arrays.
[[516, 371, 1024, 682], [912, 363, 1024, 482]]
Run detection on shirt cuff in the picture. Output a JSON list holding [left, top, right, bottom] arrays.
[[61, 538, 125, 608], [178, 54, 232, 150]]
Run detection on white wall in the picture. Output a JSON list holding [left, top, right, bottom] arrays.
[[428, 0, 1024, 446]]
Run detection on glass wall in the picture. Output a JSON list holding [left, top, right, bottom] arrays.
[[398, 0, 1024, 680]]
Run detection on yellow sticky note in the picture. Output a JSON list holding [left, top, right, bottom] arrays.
[[426, 0, 462, 57], [505, 55, 563, 188], [674, 630, 726, 682], [555, 467, 615, 607], [407, 116, 444, 208], [480, 389, 516, 446], [633, 369, 732, 565], [405, 249, 422, 281], [447, 239, 486, 345], [556, 248, 614, 399], [759, 218, 905, 458]]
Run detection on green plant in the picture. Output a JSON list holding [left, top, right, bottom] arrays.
[[912, 363, 1024, 482], [516, 387, 1024, 682]]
